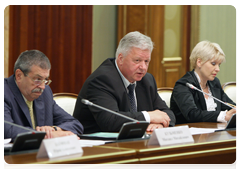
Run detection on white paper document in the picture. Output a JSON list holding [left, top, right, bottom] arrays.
[[4, 138, 11, 145], [4, 138, 12, 149], [189, 127, 222, 135], [79, 139, 111, 147]]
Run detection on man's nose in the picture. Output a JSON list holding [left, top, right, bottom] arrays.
[[139, 61, 147, 70], [38, 81, 46, 89]]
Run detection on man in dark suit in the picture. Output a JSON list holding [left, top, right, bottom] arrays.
[[4, 50, 84, 141], [73, 31, 176, 134]]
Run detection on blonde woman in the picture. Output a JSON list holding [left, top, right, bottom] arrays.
[[170, 41, 236, 124]]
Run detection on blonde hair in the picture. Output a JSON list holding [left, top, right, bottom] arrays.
[[190, 41, 225, 69]]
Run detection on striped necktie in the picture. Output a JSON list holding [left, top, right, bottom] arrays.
[[26, 100, 36, 129], [127, 84, 137, 112]]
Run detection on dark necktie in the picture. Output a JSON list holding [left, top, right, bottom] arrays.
[[128, 84, 137, 112]]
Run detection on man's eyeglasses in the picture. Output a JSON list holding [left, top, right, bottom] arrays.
[[25, 74, 52, 86]]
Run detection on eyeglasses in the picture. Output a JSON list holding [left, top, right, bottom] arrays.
[[25, 74, 52, 86]]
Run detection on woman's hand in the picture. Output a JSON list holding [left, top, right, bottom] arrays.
[[225, 108, 236, 121]]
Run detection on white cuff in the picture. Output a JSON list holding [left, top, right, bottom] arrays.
[[142, 111, 150, 122], [217, 110, 227, 123]]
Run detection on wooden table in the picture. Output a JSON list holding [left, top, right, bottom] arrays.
[[103, 123, 238, 169], [4, 122, 236, 164], [4, 147, 138, 170]]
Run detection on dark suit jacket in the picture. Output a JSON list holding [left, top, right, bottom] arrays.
[[170, 70, 236, 124], [73, 58, 176, 134], [4, 75, 84, 141]]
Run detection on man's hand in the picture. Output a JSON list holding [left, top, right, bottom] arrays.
[[36, 126, 55, 139], [146, 123, 163, 132], [148, 110, 170, 127], [51, 131, 80, 140], [36, 126, 79, 139], [225, 108, 236, 122]]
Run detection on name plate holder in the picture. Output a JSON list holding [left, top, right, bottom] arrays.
[[37, 135, 83, 159], [147, 125, 194, 146]]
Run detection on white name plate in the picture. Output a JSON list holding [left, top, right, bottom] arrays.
[[37, 135, 83, 159], [147, 125, 194, 146]]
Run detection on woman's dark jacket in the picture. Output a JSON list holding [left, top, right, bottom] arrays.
[[170, 70, 235, 124]]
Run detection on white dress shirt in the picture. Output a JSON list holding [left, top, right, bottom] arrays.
[[194, 72, 227, 122]]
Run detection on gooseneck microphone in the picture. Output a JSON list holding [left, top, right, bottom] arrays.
[[81, 99, 139, 122], [4, 120, 46, 152], [81, 99, 150, 140], [4, 120, 38, 133], [186, 83, 236, 110]]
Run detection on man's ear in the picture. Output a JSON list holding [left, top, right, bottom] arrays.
[[15, 69, 23, 81], [117, 53, 124, 65]]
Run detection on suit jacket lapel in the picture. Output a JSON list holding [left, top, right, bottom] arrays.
[[34, 97, 45, 126], [209, 81, 221, 111], [110, 58, 133, 112], [190, 71, 207, 110], [135, 81, 150, 111], [8, 75, 33, 127], [197, 85, 207, 110]]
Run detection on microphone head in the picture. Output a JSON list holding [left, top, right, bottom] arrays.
[[81, 99, 93, 106], [186, 82, 191, 88], [186, 83, 195, 89]]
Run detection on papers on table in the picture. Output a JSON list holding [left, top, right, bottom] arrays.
[[4, 138, 13, 149], [189, 127, 224, 135], [79, 139, 112, 147], [4, 138, 11, 144]]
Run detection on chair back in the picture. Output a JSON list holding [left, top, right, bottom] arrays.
[[157, 87, 173, 107], [222, 82, 236, 103], [53, 93, 78, 116]]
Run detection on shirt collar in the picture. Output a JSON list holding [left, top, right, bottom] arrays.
[[15, 79, 28, 102], [115, 59, 137, 90], [194, 71, 210, 91], [194, 71, 201, 84]]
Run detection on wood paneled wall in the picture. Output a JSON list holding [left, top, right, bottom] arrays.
[[161, 5, 191, 87], [118, 5, 165, 87], [8, 5, 92, 94]]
